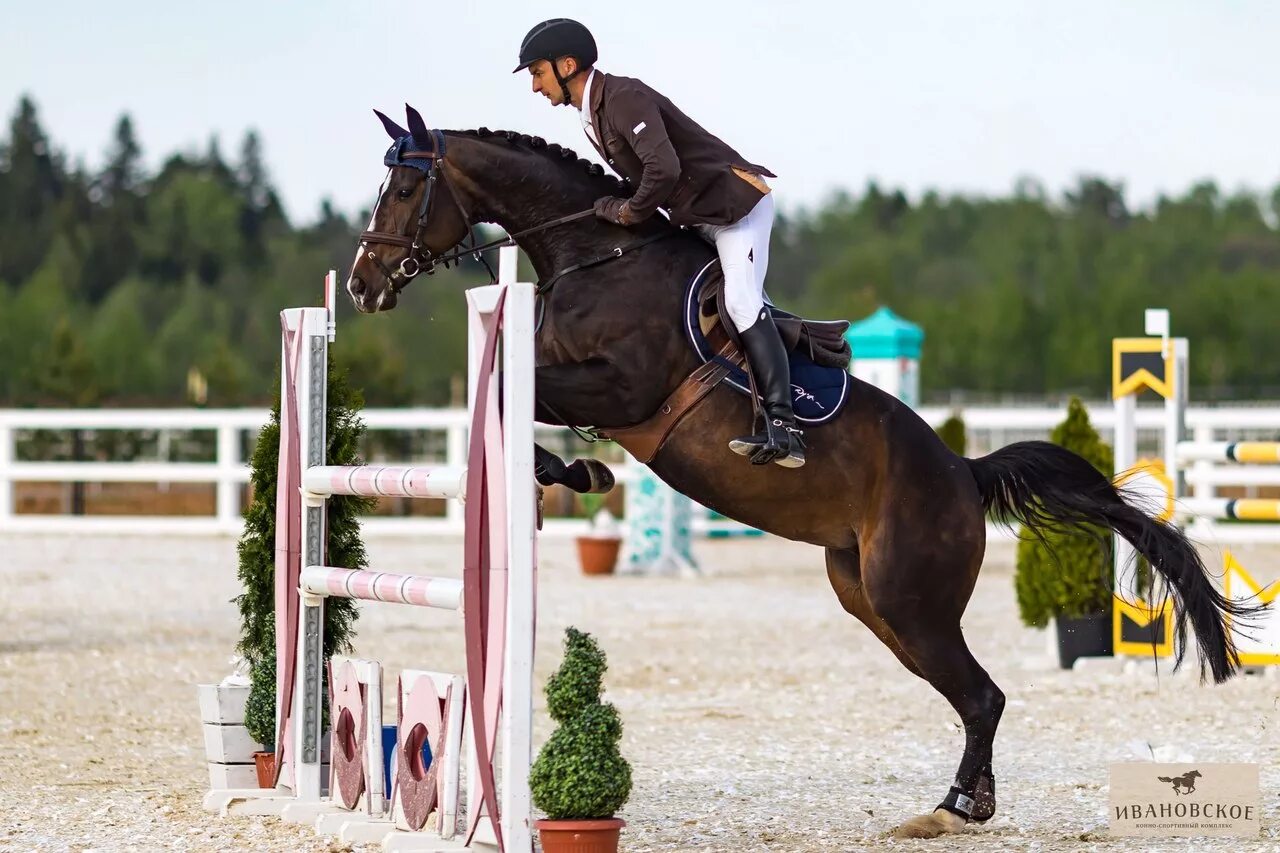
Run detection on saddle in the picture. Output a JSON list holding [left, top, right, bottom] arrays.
[[599, 259, 853, 462], [698, 272, 851, 370]]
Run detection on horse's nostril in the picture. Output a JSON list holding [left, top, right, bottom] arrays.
[[349, 277, 367, 297]]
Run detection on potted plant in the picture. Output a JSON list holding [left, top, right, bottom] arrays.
[[242, 654, 278, 786], [1014, 397, 1115, 669], [530, 628, 632, 853], [575, 493, 623, 576], [229, 356, 373, 785]]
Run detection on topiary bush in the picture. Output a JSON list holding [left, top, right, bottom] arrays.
[[235, 355, 375, 747], [529, 628, 632, 820], [242, 650, 276, 746], [1014, 397, 1116, 628], [936, 412, 967, 456]]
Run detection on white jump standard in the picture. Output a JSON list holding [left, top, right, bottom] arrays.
[[205, 249, 538, 852]]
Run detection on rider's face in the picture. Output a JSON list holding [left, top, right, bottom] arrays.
[[528, 57, 578, 106]]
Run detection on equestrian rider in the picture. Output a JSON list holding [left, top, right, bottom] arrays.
[[514, 18, 805, 468]]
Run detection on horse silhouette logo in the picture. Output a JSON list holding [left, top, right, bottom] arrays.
[[1156, 769, 1202, 795]]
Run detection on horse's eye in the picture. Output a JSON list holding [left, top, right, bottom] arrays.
[[396, 187, 414, 200]]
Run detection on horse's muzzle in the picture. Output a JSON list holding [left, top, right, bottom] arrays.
[[347, 275, 397, 313]]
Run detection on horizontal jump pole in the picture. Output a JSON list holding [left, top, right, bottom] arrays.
[[300, 566, 463, 611], [1177, 442, 1280, 464], [303, 465, 466, 500], [1178, 497, 1280, 523]]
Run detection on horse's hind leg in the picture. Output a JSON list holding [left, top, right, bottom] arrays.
[[825, 547, 922, 677], [828, 545, 999, 832], [859, 531, 1004, 839]]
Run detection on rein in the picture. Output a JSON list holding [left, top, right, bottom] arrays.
[[359, 134, 677, 295]]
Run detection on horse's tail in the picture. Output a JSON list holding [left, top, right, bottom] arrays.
[[1157, 777, 1174, 783], [966, 440, 1255, 684]]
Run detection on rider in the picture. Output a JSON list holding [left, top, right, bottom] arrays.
[[514, 18, 805, 468]]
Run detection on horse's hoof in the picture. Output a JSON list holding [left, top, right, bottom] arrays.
[[890, 809, 967, 839], [574, 459, 615, 494]]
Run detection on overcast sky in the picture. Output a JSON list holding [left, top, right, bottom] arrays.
[[5, 1, 1277, 224]]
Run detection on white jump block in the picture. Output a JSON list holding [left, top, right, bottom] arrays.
[[197, 682, 249, 724], [315, 807, 372, 835], [383, 830, 495, 853], [202, 722, 260, 764], [208, 789, 294, 816], [339, 816, 399, 844], [207, 762, 257, 790], [281, 799, 345, 824]]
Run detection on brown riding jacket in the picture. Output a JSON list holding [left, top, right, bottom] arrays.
[[583, 72, 775, 227]]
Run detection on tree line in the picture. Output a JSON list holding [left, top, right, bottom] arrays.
[[3, 95, 1278, 408]]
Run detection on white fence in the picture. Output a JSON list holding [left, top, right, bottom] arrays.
[[2, 402, 1279, 539]]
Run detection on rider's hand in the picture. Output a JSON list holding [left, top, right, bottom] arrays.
[[593, 196, 637, 226]]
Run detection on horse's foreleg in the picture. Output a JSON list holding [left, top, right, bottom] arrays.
[[534, 358, 654, 428], [534, 444, 614, 494], [530, 359, 644, 495]]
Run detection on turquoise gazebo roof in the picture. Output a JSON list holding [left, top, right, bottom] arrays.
[[844, 306, 924, 359]]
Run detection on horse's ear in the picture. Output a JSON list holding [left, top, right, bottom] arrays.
[[404, 104, 430, 146], [374, 109, 409, 140]]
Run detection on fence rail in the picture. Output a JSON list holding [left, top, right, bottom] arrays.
[[3, 402, 1279, 540]]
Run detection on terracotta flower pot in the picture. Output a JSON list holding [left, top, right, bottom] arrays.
[[253, 750, 276, 789], [576, 536, 622, 576], [535, 818, 625, 853]]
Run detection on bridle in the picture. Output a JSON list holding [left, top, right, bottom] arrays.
[[357, 129, 676, 297], [357, 130, 469, 294]]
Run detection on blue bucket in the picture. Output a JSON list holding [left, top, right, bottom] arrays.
[[381, 725, 434, 793]]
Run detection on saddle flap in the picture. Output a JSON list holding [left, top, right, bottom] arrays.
[[686, 258, 851, 426]]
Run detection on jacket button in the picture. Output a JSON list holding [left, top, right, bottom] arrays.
[[608, 159, 614, 165]]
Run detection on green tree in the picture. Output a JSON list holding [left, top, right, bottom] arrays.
[[0, 96, 64, 286], [80, 115, 146, 303], [237, 357, 374, 746]]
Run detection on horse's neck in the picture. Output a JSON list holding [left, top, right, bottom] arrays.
[[447, 137, 599, 280]]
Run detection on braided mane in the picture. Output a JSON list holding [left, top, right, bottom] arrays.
[[452, 127, 630, 195]]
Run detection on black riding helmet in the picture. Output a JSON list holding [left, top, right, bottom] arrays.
[[513, 19, 598, 106]]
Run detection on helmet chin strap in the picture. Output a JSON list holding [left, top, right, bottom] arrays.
[[552, 62, 585, 107]]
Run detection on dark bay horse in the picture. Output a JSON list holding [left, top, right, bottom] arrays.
[[345, 114, 1248, 839]]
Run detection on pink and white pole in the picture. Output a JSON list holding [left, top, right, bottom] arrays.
[[264, 246, 535, 851]]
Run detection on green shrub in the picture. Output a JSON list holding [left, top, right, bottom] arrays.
[[529, 628, 632, 820], [235, 355, 375, 746], [937, 412, 967, 456], [1014, 397, 1115, 627], [242, 652, 276, 747]]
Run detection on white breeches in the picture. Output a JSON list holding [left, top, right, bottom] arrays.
[[693, 192, 774, 333]]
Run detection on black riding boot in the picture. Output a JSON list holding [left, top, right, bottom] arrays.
[[728, 310, 805, 468]]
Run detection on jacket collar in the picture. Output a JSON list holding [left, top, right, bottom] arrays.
[[585, 71, 607, 159]]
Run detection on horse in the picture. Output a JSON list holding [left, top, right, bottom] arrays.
[[344, 107, 1249, 839]]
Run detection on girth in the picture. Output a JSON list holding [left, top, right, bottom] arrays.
[[596, 337, 742, 463]]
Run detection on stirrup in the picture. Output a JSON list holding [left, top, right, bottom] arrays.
[[773, 421, 806, 469], [728, 418, 806, 468]]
